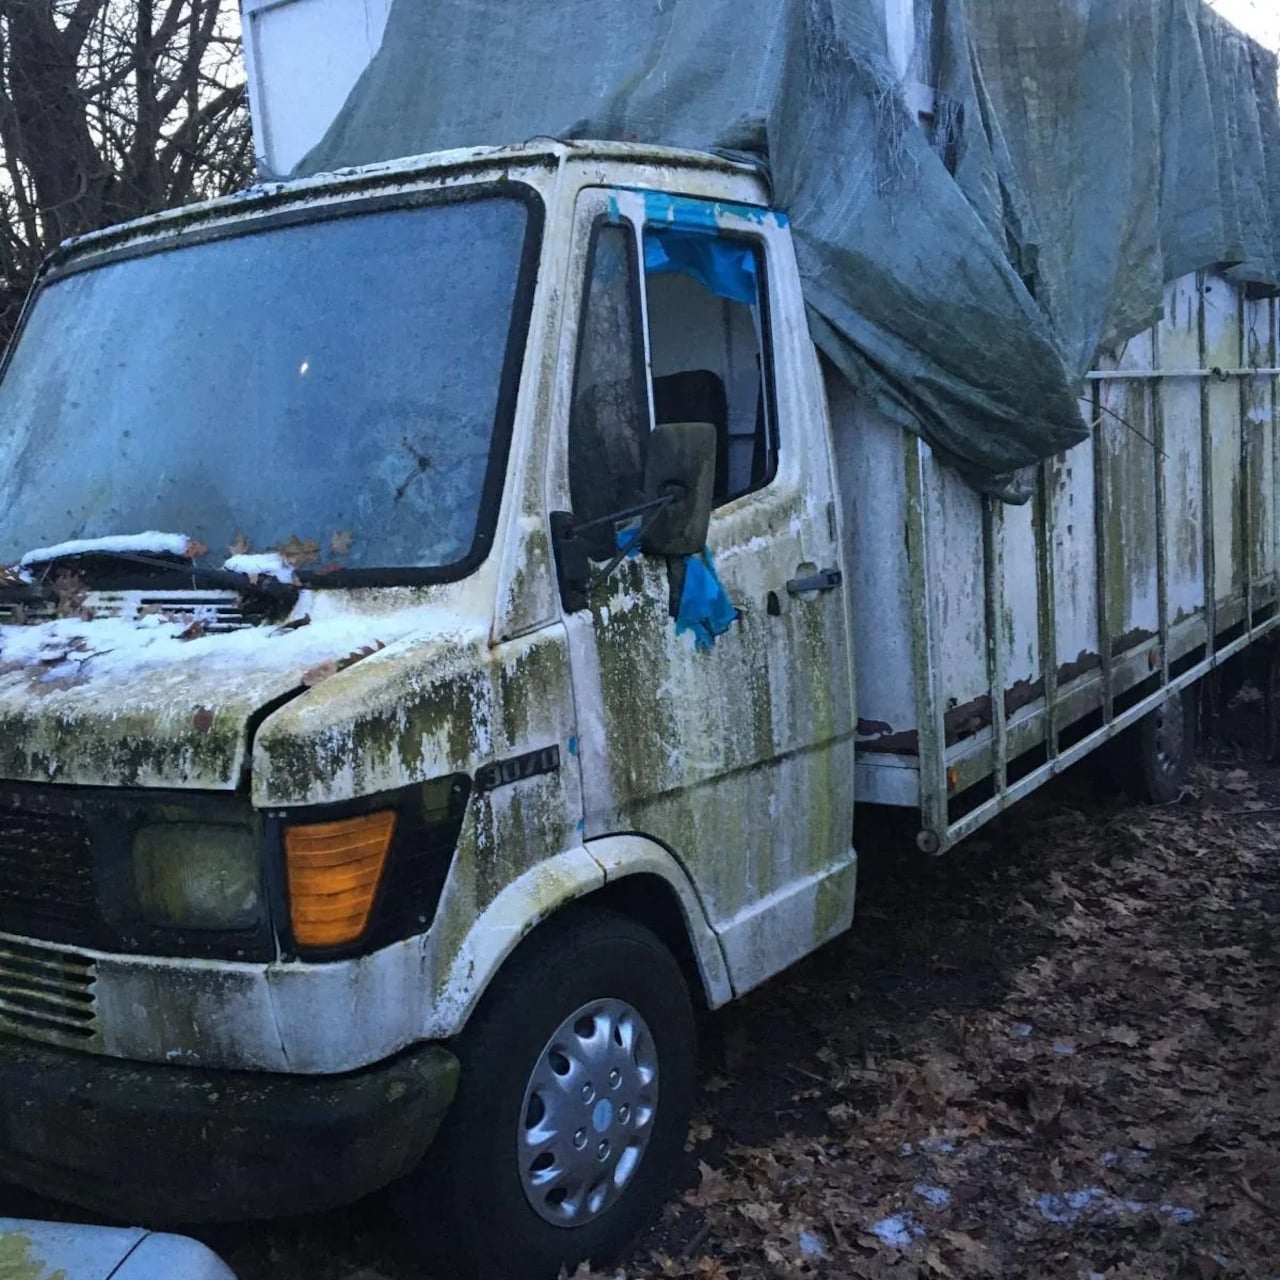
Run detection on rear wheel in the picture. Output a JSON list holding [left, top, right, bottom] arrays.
[[1133, 685, 1196, 804], [397, 909, 697, 1280]]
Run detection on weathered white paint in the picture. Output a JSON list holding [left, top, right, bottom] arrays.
[[19, 832, 736, 1073], [1160, 276, 1206, 632], [582, 834, 735, 1007], [3, 144, 854, 1071]]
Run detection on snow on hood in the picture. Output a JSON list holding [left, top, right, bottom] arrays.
[[19, 531, 197, 566], [0, 598, 473, 791]]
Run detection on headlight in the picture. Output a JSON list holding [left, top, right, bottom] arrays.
[[131, 823, 262, 930]]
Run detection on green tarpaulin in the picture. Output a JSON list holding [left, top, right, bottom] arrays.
[[299, 0, 1280, 500]]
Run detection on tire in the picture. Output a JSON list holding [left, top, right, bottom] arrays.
[[1133, 685, 1196, 804], [397, 908, 697, 1280]]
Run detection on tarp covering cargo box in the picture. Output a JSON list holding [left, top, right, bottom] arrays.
[[298, 0, 1280, 499]]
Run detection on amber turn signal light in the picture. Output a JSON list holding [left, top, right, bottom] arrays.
[[285, 810, 396, 947]]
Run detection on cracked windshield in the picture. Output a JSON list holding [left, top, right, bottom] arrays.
[[0, 195, 532, 575]]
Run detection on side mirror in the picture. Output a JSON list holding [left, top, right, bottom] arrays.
[[641, 421, 717, 557]]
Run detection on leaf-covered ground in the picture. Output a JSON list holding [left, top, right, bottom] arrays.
[[8, 695, 1279, 1279]]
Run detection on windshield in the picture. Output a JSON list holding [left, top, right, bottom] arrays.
[[0, 190, 538, 580]]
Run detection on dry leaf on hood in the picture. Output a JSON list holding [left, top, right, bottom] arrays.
[[302, 641, 386, 688]]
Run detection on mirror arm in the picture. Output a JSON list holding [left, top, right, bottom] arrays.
[[550, 486, 688, 613], [588, 488, 682, 587], [571, 491, 678, 537]]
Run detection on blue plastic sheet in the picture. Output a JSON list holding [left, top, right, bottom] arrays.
[[676, 549, 737, 650], [643, 229, 758, 306]]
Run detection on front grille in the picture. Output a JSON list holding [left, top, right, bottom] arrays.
[[137, 595, 252, 633], [0, 592, 252, 630], [0, 803, 97, 944], [0, 934, 98, 1044]]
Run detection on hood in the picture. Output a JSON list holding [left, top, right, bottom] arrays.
[[0, 597, 468, 791]]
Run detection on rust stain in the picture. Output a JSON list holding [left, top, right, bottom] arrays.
[[855, 717, 893, 738], [1058, 649, 1103, 685], [859, 676, 1047, 756], [1111, 626, 1157, 658]]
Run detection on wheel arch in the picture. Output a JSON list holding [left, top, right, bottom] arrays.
[[425, 837, 732, 1039], [583, 833, 734, 1012]]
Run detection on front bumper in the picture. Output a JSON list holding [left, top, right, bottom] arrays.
[[0, 1033, 459, 1223]]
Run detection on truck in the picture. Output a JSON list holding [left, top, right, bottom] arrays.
[[0, 2, 1277, 1278]]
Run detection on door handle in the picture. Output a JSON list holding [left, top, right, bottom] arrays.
[[786, 567, 843, 596]]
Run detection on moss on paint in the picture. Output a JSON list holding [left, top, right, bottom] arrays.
[[812, 850, 854, 942], [0, 1234, 66, 1280]]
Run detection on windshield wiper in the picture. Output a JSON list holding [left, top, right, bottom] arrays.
[[21, 550, 298, 609]]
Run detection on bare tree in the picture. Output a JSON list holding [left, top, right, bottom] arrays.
[[0, 0, 252, 339]]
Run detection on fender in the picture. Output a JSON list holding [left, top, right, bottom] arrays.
[[422, 847, 604, 1039], [422, 836, 735, 1040], [584, 833, 734, 1008]]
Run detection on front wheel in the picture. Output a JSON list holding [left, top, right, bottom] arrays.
[[398, 908, 697, 1280]]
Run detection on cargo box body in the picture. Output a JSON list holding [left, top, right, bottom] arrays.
[[842, 271, 1280, 848]]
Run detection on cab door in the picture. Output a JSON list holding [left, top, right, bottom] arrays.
[[553, 187, 856, 993]]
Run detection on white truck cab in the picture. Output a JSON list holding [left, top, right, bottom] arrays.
[[0, 142, 860, 1279]]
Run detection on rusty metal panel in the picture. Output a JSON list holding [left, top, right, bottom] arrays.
[[922, 448, 988, 740], [1048, 435, 1101, 698], [1204, 276, 1246, 611], [1095, 329, 1161, 657], [998, 496, 1042, 714], [1159, 276, 1207, 649], [835, 380, 916, 755], [1246, 294, 1277, 596]]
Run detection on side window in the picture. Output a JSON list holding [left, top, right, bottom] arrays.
[[568, 221, 650, 559], [643, 228, 776, 505]]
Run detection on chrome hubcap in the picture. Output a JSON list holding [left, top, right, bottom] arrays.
[[518, 998, 659, 1228]]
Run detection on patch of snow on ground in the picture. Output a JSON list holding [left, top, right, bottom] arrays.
[[20, 532, 193, 566], [1036, 1188, 1198, 1227], [1036, 1188, 1131, 1224], [914, 1183, 951, 1209], [797, 1229, 830, 1259], [919, 1136, 958, 1154], [871, 1213, 925, 1248]]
